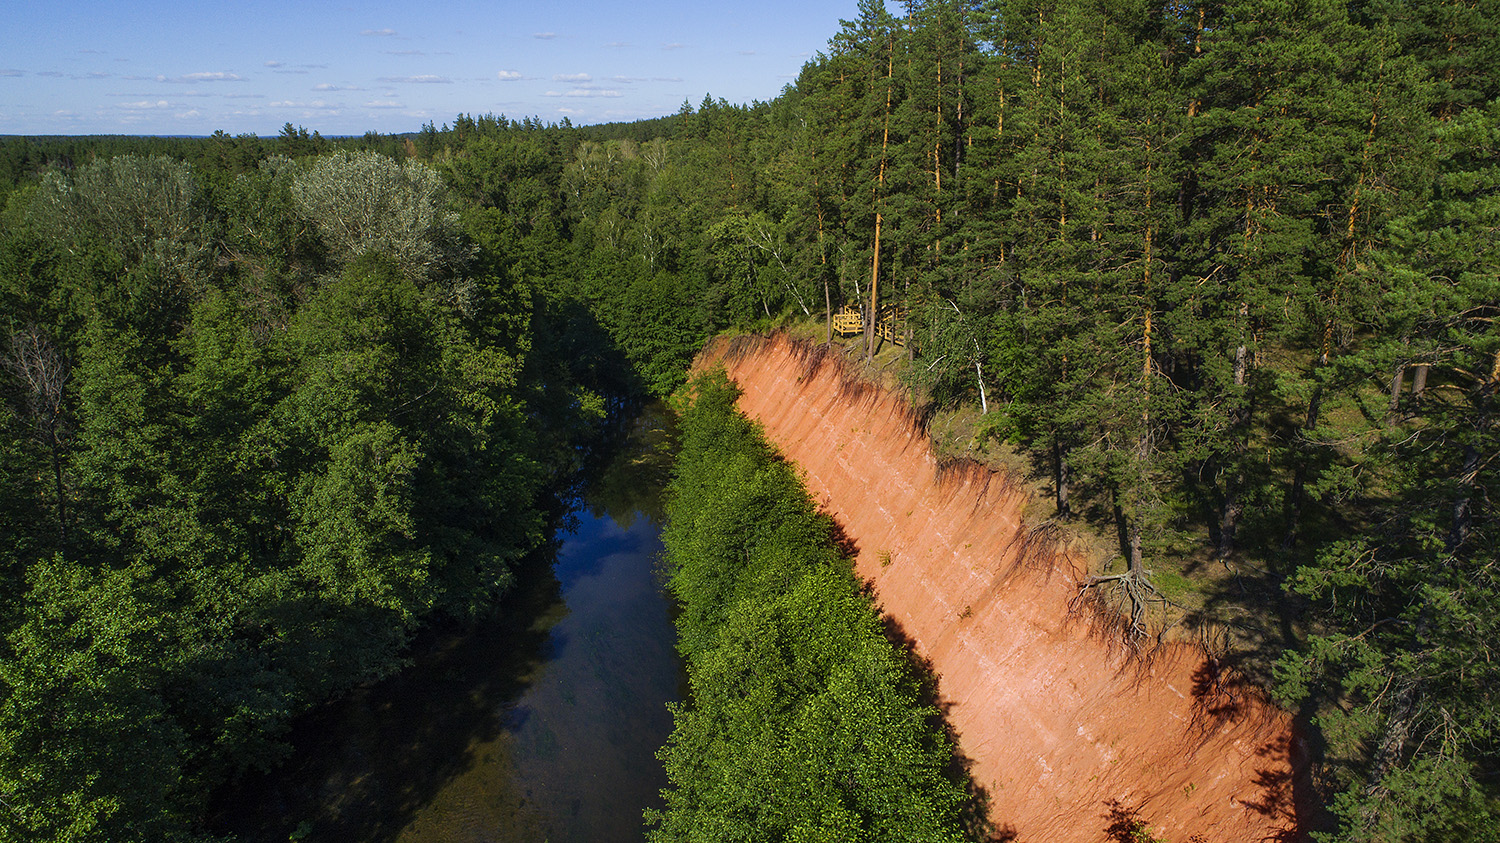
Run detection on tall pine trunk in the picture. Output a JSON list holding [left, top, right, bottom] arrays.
[[1282, 347, 1327, 551], [867, 41, 894, 362], [1449, 351, 1497, 550], [1220, 301, 1252, 560], [1053, 436, 1071, 519]]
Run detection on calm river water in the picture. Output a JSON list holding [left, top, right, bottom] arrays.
[[215, 406, 679, 843]]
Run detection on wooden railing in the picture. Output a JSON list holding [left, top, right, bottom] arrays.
[[830, 305, 906, 347], [831, 305, 863, 337]]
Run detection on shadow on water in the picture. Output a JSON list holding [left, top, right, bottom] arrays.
[[576, 401, 678, 532], [212, 546, 570, 843], [211, 402, 681, 843]]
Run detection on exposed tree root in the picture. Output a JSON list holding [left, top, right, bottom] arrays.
[[1074, 570, 1173, 644]]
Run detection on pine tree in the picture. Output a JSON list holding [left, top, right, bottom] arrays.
[[1177, 0, 1422, 557]]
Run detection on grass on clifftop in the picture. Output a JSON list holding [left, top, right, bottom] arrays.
[[754, 320, 1303, 693]]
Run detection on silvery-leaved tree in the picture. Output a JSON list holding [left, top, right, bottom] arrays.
[[32, 153, 212, 294], [291, 150, 470, 283]]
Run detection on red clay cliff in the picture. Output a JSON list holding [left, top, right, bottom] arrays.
[[698, 334, 1313, 843]]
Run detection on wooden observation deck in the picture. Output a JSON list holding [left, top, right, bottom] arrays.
[[831, 305, 906, 347]]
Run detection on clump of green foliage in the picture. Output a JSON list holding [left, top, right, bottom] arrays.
[[649, 370, 969, 843]]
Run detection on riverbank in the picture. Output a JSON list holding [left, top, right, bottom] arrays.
[[697, 333, 1316, 843], [209, 403, 681, 843]]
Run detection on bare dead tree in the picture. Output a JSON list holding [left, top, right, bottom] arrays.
[[4, 325, 70, 543]]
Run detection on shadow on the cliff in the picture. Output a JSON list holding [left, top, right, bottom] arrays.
[[1099, 765, 1319, 842], [1187, 655, 1260, 728], [878, 612, 1016, 843], [1183, 562, 1333, 841], [1103, 800, 1221, 843], [1248, 730, 1331, 842], [1103, 800, 1176, 842], [1180, 647, 1330, 840], [821, 509, 862, 563]]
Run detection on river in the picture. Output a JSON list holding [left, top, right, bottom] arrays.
[[214, 405, 680, 843]]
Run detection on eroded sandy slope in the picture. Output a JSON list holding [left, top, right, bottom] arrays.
[[698, 334, 1313, 843]]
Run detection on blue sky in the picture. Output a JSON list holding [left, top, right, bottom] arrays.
[[0, 0, 889, 136]]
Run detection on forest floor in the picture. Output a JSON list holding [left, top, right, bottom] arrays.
[[767, 318, 1302, 693]]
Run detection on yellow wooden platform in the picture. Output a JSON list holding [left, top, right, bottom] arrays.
[[830, 305, 905, 346], [832, 305, 863, 336]]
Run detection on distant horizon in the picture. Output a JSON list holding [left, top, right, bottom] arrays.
[[0, 111, 677, 140], [0, 0, 893, 136]]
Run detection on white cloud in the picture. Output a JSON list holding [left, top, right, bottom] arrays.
[[545, 87, 621, 98], [156, 71, 245, 83], [604, 41, 630, 48], [553, 73, 591, 82], [264, 60, 284, 68], [379, 75, 452, 84], [361, 28, 397, 36], [175, 109, 203, 119], [185, 71, 244, 81], [315, 83, 364, 91], [533, 32, 558, 40], [365, 100, 404, 108], [496, 70, 523, 80], [119, 100, 171, 110], [662, 42, 687, 50], [383, 50, 424, 56], [37, 71, 65, 78], [0, 69, 25, 77], [269, 99, 339, 109]]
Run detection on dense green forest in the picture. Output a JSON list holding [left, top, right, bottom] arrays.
[[2, 0, 1498, 840], [0, 140, 632, 838]]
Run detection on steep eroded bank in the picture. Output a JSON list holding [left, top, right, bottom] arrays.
[[698, 334, 1314, 843]]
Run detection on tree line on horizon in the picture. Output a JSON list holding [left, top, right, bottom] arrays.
[[1, 0, 1497, 839]]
